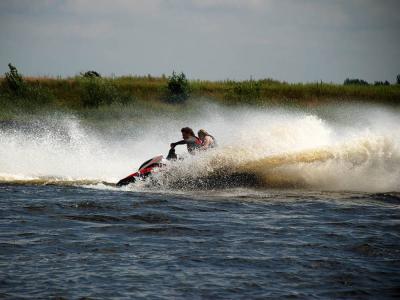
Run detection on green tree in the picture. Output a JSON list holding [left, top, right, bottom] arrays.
[[344, 78, 369, 85], [374, 81, 390, 86], [4, 63, 26, 95], [165, 71, 190, 103], [81, 70, 101, 78], [3, 63, 54, 106]]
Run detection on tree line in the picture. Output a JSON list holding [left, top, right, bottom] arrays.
[[2, 63, 400, 109], [344, 75, 400, 86], [2, 64, 191, 107]]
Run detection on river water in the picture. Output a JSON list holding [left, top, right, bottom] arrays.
[[1, 185, 399, 299], [1, 103, 400, 298]]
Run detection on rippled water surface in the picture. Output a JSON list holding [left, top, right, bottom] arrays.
[[1, 184, 399, 299]]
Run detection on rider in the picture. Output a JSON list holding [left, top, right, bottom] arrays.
[[198, 129, 217, 150], [170, 127, 202, 155]]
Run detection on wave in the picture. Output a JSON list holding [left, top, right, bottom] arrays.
[[0, 174, 106, 186], [151, 135, 400, 192], [238, 136, 400, 191], [0, 103, 399, 192]]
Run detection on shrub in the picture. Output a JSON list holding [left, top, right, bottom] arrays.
[[374, 81, 390, 86], [79, 78, 133, 108], [344, 78, 369, 85], [3, 63, 54, 106], [165, 72, 190, 103], [5, 63, 26, 95], [25, 84, 55, 105], [225, 80, 261, 103], [81, 70, 102, 78]]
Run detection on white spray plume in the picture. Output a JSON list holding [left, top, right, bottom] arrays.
[[0, 102, 399, 192]]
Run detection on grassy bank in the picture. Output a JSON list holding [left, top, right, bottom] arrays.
[[1, 75, 399, 121]]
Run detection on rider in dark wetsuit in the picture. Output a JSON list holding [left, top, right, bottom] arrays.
[[170, 127, 202, 155]]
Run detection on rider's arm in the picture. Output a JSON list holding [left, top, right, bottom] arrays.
[[171, 140, 187, 148]]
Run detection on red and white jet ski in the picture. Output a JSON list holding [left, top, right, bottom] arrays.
[[116, 148, 177, 187]]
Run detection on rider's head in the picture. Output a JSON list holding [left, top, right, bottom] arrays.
[[198, 129, 208, 140], [181, 127, 195, 140]]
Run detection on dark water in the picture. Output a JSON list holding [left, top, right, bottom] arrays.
[[1, 184, 400, 299]]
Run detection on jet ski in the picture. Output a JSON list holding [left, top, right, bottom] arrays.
[[116, 148, 177, 187]]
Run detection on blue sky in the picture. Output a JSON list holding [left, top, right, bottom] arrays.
[[0, 0, 399, 82]]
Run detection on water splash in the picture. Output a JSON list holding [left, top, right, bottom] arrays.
[[0, 102, 399, 192]]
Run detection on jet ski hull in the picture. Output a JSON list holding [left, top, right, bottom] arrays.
[[116, 149, 177, 187]]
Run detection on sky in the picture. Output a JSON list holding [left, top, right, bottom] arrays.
[[0, 0, 399, 83]]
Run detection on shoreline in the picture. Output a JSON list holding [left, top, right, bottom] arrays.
[[1, 76, 399, 120]]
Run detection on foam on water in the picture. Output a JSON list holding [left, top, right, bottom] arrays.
[[1, 102, 399, 192]]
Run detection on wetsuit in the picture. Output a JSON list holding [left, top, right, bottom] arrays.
[[172, 136, 202, 154]]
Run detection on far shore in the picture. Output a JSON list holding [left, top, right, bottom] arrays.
[[1, 75, 399, 121]]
